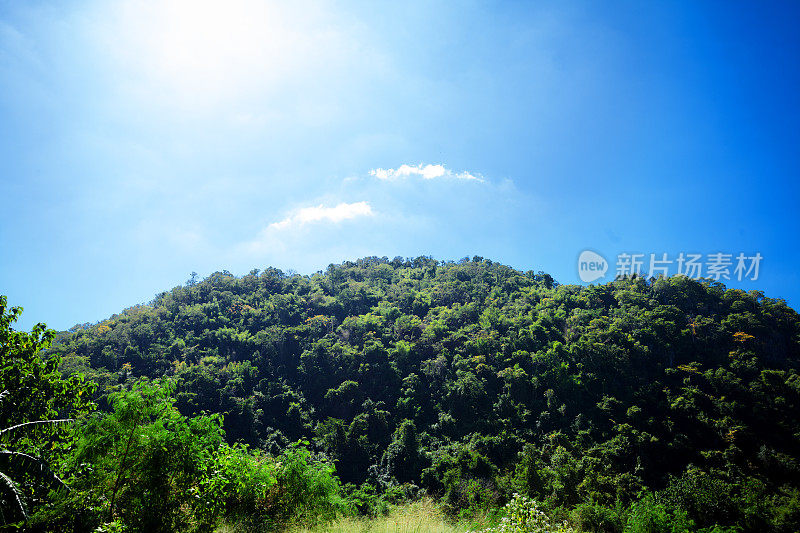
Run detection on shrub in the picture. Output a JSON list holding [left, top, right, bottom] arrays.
[[196, 443, 278, 527], [273, 442, 347, 525], [623, 493, 694, 533], [571, 501, 624, 533], [474, 493, 575, 533]]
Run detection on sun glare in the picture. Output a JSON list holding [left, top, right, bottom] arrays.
[[102, 0, 334, 109]]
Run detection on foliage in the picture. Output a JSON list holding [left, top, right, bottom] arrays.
[[274, 442, 347, 525], [58, 380, 223, 531], [623, 492, 695, 533], [1, 254, 797, 531], [0, 295, 95, 527], [473, 493, 575, 533], [44, 379, 344, 532], [195, 442, 278, 526]]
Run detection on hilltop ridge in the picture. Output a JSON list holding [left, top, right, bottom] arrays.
[[51, 256, 800, 529]]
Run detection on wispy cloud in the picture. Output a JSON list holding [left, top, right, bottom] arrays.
[[268, 201, 374, 231], [239, 201, 375, 257], [369, 164, 484, 182]]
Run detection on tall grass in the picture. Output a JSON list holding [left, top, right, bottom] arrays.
[[287, 499, 492, 533]]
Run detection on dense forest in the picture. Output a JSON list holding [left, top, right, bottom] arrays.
[[3, 256, 800, 532]]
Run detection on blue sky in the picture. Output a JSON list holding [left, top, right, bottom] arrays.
[[1, 0, 799, 331]]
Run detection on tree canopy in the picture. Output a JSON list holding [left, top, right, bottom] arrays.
[[43, 256, 800, 531]]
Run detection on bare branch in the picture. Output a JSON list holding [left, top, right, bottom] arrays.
[[0, 419, 73, 439], [0, 471, 27, 520], [0, 450, 68, 489]]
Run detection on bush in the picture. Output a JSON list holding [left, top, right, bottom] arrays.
[[623, 493, 694, 533], [63, 380, 225, 532], [572, 501, 624, 533], [196, 443, 278, 527], [273, 442, 347, 525], [474, 493, 575, 533]]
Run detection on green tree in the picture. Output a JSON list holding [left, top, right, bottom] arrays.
[[65, 380, 224, 532], [0, 295, 95, 526]]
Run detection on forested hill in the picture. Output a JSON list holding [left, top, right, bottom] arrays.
[[51, 256, 800, 529]]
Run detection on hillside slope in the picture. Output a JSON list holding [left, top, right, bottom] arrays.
[[52, 256, 800, 529]]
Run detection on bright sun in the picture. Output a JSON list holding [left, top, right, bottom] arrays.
[[101, 0, 336, 109]]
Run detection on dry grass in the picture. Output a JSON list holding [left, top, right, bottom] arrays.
[[287, 499, 487, 533]]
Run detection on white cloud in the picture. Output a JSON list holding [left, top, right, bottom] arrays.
[[268, 201, 374, 231], [369, 164, 484, 182], [238, 200, 376, 257]]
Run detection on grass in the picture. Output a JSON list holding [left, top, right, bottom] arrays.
[[286, 499, 492, 533]]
